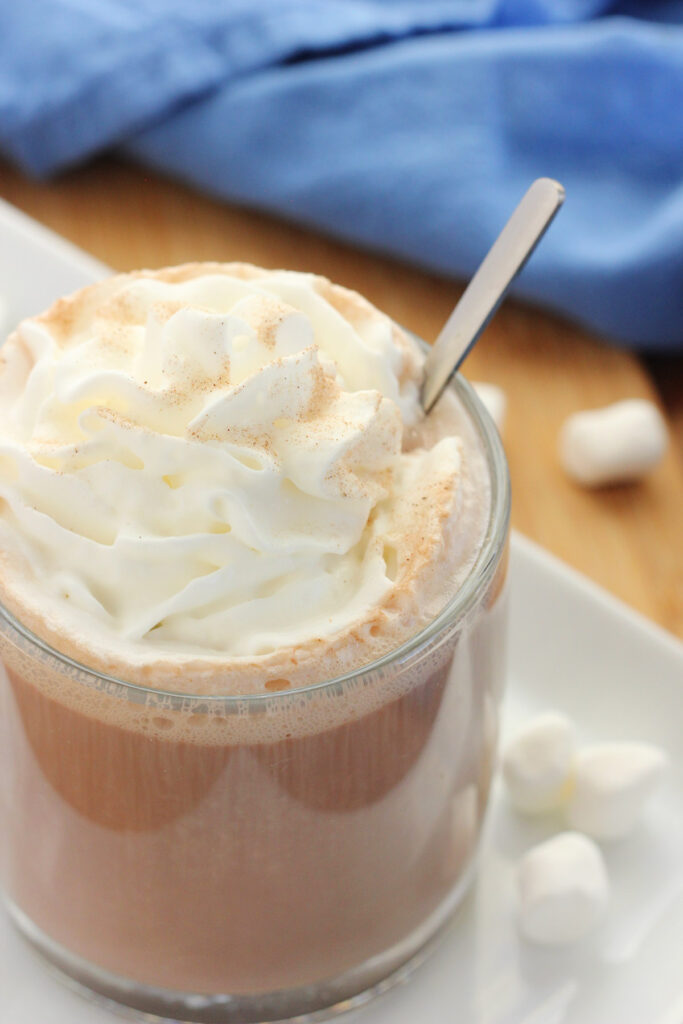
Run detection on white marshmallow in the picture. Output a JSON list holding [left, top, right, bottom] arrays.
[[566, 742, 667, 841], [559, 399, 668, 487], [517, 831, 609, 945], [473, 382, 507, 433], [502, 711, 576, 814]]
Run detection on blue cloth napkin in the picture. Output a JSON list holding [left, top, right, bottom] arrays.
[[1, 2, 682, 348]]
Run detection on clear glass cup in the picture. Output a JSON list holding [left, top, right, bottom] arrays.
[[0, 372, 509, 1024]]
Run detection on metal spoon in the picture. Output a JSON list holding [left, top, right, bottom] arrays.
[[421, 177, 565, 413]]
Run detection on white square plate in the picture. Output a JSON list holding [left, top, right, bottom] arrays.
[[0, 199, 681, 1024]]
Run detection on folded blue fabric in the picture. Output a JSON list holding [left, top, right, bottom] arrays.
[[1, 1, 682, 348]]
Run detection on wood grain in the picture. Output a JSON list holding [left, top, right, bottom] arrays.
[[1, 157, 681, 637]]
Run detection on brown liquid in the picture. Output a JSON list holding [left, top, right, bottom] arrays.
[[0, 570, 506, 1000]]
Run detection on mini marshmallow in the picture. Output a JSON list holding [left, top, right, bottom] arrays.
[[559, 399, 668, 487], [566, 742, 667, 841], [517, 831, 609, 945], [473, 382, 507, 433], [502, 711, 576, 815]]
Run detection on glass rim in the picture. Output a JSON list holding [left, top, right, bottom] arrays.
[[0, 358, 510, 707]]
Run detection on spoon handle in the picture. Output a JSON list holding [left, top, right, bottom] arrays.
[[421, 177, 565, 413]]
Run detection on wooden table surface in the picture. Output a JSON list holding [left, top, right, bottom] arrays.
[[1, 157, 681, 638]]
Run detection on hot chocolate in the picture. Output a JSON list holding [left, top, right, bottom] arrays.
[[0, 264, 509, 1022]]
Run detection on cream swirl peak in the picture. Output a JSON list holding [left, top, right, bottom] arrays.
[[0, 264, 488, 691]]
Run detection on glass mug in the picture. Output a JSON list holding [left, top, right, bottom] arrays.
[[0, 372, 509, 1023]]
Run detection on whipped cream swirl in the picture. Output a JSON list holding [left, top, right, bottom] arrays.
[[0, 266, 473, 667]]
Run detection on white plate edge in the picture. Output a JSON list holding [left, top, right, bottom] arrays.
[[512, 530, 683, 660], [0, 196, 109, 283]]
